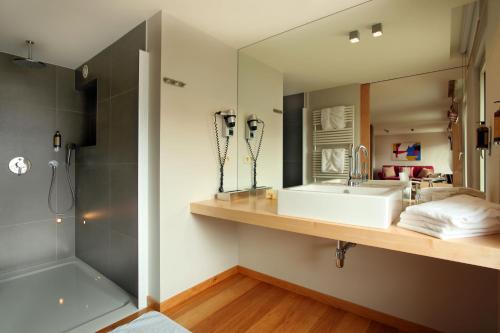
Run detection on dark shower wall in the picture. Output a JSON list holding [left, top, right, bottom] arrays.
[[0, 51, 88, 274], [75, 22, 145, 297]]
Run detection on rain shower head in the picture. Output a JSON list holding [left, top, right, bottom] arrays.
[[12, 40, 46, 69]]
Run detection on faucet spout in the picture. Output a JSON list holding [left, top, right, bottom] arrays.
[[348, 144, 369, 186]]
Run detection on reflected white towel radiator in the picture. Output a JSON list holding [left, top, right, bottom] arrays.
[[312, 105, 355, 182]]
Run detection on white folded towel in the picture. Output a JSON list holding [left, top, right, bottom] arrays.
[[320, 106, 345, 130], [321, 148, 345, 173], [397, 194, 500, 239], [397, 220, 500, 239], [404, 194, 500, 228]]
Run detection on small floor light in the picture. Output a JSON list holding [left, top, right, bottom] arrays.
[[349, 30, 360, 43], [372, 23, 383, 37]]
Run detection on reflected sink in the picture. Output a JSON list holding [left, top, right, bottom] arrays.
[[277, 184, 402, 229]]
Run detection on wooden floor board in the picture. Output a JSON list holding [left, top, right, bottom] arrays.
[[171, 274, 410, 333], [171, 276, 260, 329], [101, 273, 419, 333], [307, 307, 346, 333]]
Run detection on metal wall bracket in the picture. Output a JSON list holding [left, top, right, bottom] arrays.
[[335, 240, 356, 268], [163, 77, 186, 87]]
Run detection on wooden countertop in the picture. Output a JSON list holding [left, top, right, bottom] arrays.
[[190, 197, 500, 270]]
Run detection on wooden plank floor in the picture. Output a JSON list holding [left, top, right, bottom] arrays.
[[161, 273, 403, 333]]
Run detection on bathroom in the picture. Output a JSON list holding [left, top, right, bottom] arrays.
[[1, 0, 500, 332]]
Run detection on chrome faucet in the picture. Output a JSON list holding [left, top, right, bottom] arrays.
[[348, 144, 369, 186]]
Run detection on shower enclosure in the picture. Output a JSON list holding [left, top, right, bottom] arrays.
[[0, 22, 146, 332]]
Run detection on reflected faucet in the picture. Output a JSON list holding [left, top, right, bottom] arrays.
[[348, 144, 369, 186]]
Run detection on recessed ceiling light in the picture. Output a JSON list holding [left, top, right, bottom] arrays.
[[372, 23, 383, 37], [349, 30, 360, 43]]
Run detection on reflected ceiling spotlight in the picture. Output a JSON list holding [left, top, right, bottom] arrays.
[[372, 23, 383, 37], [349, 30, 360, 43]]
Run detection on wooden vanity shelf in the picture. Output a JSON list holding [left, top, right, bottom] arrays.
[[190, 198, 500, 270]]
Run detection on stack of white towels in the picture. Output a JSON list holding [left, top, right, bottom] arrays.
[[398, 194, 500, 239]]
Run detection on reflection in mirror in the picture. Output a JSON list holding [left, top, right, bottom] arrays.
[[237, 0, 484, 192], [371, 69, 463, 189]]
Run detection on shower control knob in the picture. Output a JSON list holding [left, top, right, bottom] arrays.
[[9, 157, 31, 175]]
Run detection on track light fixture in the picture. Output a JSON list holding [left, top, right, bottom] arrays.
[[349, 30, 360, 43], [372, 23, 383, 37]]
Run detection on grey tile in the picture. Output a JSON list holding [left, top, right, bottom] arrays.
[[109, 89, 138, 163], [75, 145, 100, 166], [96, 100, 110, 158], [57, 216, 75, 259], [0, 101, 55, 147], [0, 146, 56, 226], [109, 164, 137, 239], [75, 164, 109, 223], [75, 220, 109, 275], [108, 230, 137, 297], [76, 48, 111, 102], [0, 52, 56, 108], [56, 67, 85, 112], [0, 220, 57, 273], [110, 22, 146, 96], [56, 109, 90, 147], [55, 160, 76, 217]]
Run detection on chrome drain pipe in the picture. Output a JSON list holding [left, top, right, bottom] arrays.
[[335, 240, 356, 268]]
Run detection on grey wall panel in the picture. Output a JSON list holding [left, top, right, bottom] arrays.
[[74, 22, 144, 297], [0, 52, 86, 274]]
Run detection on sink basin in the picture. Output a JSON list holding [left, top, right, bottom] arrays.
[[277, 184, 402, 229]]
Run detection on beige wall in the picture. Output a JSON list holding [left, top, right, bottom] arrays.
[[237, 54, 283, 190], [373, 132, 452, 175], [159, 12, 239, 301]]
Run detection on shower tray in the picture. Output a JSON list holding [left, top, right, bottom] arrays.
[[0, 259, 135, 333]]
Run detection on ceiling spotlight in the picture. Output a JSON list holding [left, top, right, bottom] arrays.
[[349, 30, 360, 43], [372, 23, 383, 37]]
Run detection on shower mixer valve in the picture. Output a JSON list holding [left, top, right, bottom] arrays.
[[9, 157, 31, 175]]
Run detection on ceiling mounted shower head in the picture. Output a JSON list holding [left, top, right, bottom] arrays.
[[12, 40, 46, 69]]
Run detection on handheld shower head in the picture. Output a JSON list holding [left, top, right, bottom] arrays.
[[66, 143, 77, 166]]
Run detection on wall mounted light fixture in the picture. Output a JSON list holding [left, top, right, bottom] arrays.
[[349, 30, 360, 43], [372, 23, 383, 37]]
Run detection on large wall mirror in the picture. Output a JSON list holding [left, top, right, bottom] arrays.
[[237, 0, 486, 192]]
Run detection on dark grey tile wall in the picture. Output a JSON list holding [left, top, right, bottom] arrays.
[[0, 51, 87, 274], [283, 93, 304, 188], [75, 22, 145, 297]]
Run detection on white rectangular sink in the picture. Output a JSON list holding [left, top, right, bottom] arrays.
[[277, 184, 402, 229]]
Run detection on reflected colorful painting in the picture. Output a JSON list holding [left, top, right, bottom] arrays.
[[392, 142, 421, 161]]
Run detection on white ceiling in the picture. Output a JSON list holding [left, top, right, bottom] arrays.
[[0, 0, 369, 69], [371, 68, 463, 135], [240, 0, 473, 95]]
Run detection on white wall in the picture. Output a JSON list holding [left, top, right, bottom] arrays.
[[373, 132, 452, 175], [237, 54, 283, 190], [158, 11, 239, 301]]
